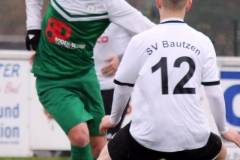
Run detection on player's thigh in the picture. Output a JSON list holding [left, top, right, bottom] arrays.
[[107, 122, 139, 160], [189, 132, 223, 160], [97, 144, 112, 160], [37, 87, 93, 134], [81, 72, 106, 136], [215, 142, 227, 160]]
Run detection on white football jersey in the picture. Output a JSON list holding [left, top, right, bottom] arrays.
[[26, 0, 156, 34], [114, 18, 220, 152], [94, 23, 132, 90]]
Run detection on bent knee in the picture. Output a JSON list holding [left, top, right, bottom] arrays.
[[70, 133, 90, 147], [216, 142, 227, 160], [68, 123, 90, 147]]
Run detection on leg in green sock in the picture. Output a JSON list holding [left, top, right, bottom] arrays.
[[71, 143, 93, 160]]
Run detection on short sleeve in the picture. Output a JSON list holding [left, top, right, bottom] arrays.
[[201, 40, 220, 86], [114, 37, 142, 87]]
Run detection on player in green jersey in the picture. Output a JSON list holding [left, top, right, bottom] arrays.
[[25, 0, 156, 159]]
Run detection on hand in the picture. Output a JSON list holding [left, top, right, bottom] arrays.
[[25, 30, 41, 51], [99, 115, 116, 134], [101, 55, 120, 77], [29, 52, 36, 65], [43, 109, 53, 120], [221, 128, 240, 147]]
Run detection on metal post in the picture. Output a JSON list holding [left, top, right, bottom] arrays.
[[233, 18, 238, 57]]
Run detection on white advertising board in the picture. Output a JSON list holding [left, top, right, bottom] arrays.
[[0, 50, 240, 158], [0, 57, 32, 156], [29, 74, 70, 150], [200, 58, 240, 160], [219, 68, 240, 159]]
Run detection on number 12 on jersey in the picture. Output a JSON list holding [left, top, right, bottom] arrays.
[[152, 56, 196, 95]]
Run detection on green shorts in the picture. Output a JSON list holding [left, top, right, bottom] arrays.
[[35, 68, 105, 136]]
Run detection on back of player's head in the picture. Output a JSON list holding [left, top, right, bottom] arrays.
[[161, 0, 189, 11]]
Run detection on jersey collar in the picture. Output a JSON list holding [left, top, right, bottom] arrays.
[[160, 18, 184, 24]]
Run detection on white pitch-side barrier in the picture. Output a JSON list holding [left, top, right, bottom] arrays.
[[0, 50, 240, 159]]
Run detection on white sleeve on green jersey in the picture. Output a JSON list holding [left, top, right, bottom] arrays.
[[25, 0, 44, 30], [104, 0, 156, 35]]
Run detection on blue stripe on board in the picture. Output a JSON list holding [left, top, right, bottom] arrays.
[[221, 71, 240, 79]]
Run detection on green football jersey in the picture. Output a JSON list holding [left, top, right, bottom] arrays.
[[28, 0, 156, 79], [32, 2, 110, 78]]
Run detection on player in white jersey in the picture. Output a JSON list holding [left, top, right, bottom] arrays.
[[94, 23, 132, 140], [25, 0, 156, 159], [98, 0, 240, 160]]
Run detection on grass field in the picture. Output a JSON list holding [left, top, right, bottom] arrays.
[[0, 158, 70, 160]]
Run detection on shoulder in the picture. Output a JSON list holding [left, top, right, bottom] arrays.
[[185, 25, 216, 57], [131, 26, 158, 43], [186, 25, 212, 44]]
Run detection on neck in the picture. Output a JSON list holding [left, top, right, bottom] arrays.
[[159, 9, 185, 22]]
